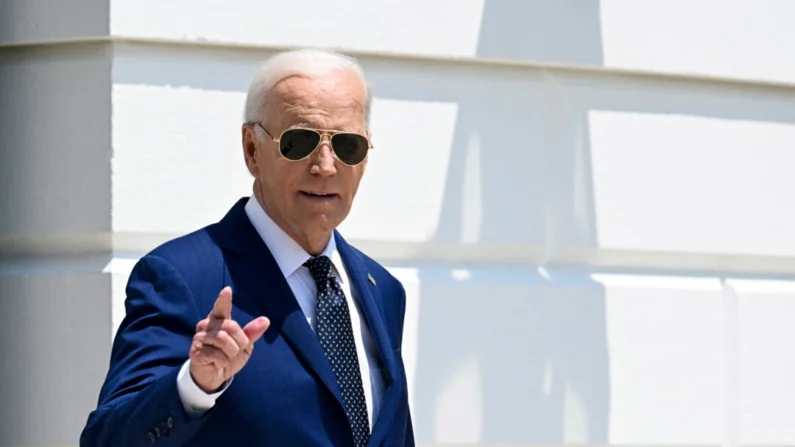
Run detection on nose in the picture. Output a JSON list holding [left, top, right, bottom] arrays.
[[309, 136, 337, 177]]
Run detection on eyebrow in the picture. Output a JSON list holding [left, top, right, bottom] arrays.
[[287, 123, 364, 134], [286, 122, 313, 129]]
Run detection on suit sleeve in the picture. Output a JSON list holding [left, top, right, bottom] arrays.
[[80, 254, 212, 446]]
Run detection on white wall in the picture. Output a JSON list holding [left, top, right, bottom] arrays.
[[3, 1, 795, 446], [108, 0, 795, 84]]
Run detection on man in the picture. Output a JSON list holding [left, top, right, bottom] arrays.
[[80, 48, 414, 446]]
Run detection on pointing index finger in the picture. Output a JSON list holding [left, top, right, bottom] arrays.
[[209, 286, 233, 320]]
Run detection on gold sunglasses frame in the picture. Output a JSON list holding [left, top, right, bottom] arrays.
[[252, 122, 373, 166]]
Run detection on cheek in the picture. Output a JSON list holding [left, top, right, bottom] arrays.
[[256, 150, 283, 179], [344, 168, 366, 195], [269, 163, 307, 193], [254, 154, 282, 192]]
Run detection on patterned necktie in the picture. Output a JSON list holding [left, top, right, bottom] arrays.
[[304, 255, 370, 447]]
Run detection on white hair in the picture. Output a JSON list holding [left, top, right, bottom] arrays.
[[243, 48, 372, 129]]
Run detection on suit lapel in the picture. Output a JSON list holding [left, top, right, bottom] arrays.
[[214, 200, 404, 444], [213, 199, 344, 410], [334, 232, 402, 446]]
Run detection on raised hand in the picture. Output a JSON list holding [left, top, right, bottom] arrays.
[[189, 286, 270, 393]]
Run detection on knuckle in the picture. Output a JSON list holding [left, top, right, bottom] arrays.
[[216, 330, 233, 345], [212, 333, 236, 355], [222, 319, 242, 332], [232, 330, 249, 345]]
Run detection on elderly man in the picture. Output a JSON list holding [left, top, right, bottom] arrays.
[[80, 49, 414, 446]]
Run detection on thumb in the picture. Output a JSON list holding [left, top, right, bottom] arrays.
[[209, 286, 233, 320], [243, 316, 270, 343]]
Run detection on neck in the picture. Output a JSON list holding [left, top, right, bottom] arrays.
[[298, 232, 333, 257]]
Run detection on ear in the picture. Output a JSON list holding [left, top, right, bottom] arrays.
[[241, 124, 259, 176]]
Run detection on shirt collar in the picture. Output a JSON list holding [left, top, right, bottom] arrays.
[[244, 195, 344, 282]]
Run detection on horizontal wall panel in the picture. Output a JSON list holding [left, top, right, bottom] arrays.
[[110, 0, 487, 59], [597, 274, 725, 445], [601, 0, 795, 84], [111, 44, 795, 261], [588, 111, 795, 257], [110, 84, 252, 233], [109, 0, 795, 84]]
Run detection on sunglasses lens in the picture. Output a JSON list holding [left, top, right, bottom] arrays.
[[280, 129, 321, 160], [331, 133, 370, 165]]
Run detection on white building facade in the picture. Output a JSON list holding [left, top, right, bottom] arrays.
[[3, 0, 795, 445]]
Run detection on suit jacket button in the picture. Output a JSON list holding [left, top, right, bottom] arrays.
[[167, 416, 174, 428], [148, 432, 156, 443]]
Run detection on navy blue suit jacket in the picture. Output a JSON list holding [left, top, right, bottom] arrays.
[[81, 198, 414, 446]]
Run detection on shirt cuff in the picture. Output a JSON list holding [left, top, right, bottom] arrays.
[[176, 359, 232, 417]]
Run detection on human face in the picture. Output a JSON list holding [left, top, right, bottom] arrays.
[[241, 70, 369, 255]]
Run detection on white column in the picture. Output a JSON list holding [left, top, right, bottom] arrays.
[[1, 2, 113, 445]]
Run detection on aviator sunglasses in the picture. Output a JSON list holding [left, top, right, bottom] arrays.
[[253, 123, 372, 166]]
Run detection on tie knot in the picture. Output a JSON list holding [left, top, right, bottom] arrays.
[[304, 255, 334, 288]]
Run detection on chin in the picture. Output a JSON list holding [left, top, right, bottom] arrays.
[[317, 214, 342, 231], [300, 212, 339, 231]]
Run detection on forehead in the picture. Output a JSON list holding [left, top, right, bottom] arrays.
[[268, 71, 366, 131]]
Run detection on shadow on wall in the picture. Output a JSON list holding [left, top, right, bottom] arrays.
[[404, 267, 609, 444], [406, 0, 609, 443], [475, 0, 604, 65]]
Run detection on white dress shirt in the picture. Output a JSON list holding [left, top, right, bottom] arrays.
[[177, 196, 384, 429]]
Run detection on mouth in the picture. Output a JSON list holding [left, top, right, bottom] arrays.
[[299, 191, 339, 200]]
